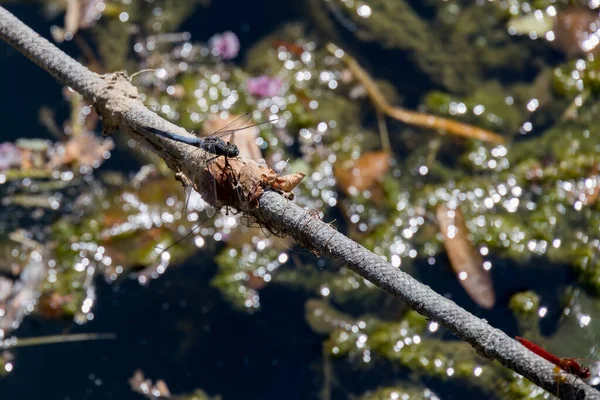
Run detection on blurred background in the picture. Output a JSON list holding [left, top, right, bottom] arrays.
[[0, 1, 599, 399]]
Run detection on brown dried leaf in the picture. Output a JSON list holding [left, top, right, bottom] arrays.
[[585, 165, 600, 206], [154, 380, 171, 398], [334, 151, 390, 196], [49, 132, 114, 169], [199, 157, 304, 212], [0, 277, 12, 302], [64, 0, 81, 38], [129, 370, 171, 399], [553, 8, 600, 56], [262, 171, 306, 192], [247, 272, 268, 290], [168, 84, 185, 99], [327, 43, 506, 144], [128, 370, 146, 390], [436, 205, 495, 309]]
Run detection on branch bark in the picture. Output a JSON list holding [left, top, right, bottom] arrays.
[[0, 6, 597, 400]]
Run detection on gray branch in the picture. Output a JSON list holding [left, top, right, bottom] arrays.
[[0, 6, 597, 400]]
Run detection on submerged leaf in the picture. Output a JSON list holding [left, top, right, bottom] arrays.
[[436, 205, 495, 309], [48, 132, 114, 169], [334, 151, 390, 196], [553, 8, 600, 56]]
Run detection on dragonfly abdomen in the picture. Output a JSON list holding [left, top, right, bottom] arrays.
[[144, 126, 204, 147], [144, 126, 239, 158]]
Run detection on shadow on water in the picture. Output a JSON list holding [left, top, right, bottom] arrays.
[[0, 252, 323, 399]]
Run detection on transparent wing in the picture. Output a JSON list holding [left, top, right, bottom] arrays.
[[211, 113, 254, 140], [182, 113, 254, 170], [587, 361, 600, 385], [179, 113, 279, 222], [181, 114, 253, 164], [210, 113, 279, 140]]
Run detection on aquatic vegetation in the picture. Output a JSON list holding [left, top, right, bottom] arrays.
[[357, 385, 440, 400], [0, 143, 21, 170], [1, 0, 600, 398], [129, 369, 221, 400], [311, 302, 545, 398]]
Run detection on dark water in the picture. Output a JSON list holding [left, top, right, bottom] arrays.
[[3, 260, 322, 399], [0, 3, 576, 400]]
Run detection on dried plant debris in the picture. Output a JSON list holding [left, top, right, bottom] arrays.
[[196, 156, 305, 212], [508, 7, 600, 56], [436, 205, 495, 309], [129, 370, 171, 399], [326, 43, 506, 144], [50, 0, 105, 42], [0, 133, 112, 177], [334, 151, 390, 196], [48, 131, 114, 169], [129, 370, 220, 400], [0, 248, 47, 335]]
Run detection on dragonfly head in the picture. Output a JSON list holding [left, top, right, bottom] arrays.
[[225, 144, 240, 158], [579, 365, 592, 379]]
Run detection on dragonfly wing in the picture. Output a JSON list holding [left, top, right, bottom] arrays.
[[184, 186, 202, 214], [205, 203, 217, 218], [586, 362, 600, 386], [209, 113, 254, 141], [208, 113, 278, 140]]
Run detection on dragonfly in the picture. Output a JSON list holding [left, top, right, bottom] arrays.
[[515, 336, 600, 384], [144, 113, 252, 161], [144, 113, 258, 213], [143, 113, 275, 253]]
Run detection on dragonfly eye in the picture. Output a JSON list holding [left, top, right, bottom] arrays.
[[582, 367, 592, 378]]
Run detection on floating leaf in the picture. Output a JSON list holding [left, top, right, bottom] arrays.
[[334, 151, 390, 196], [436, 205, 495, 309], [553, 8, 600, 56], [48, 132, 113, 169]]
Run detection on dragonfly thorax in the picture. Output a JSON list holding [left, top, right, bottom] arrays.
[[201, 137, 240, 158], [558, 359, 591, 379]]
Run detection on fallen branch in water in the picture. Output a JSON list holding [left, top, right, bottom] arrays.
[[0, 333, 116, 349], [0, 7, 595, 399], [327, 43, 506, 145]]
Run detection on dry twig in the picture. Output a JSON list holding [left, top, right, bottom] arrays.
[[327, 43, 506, 144]]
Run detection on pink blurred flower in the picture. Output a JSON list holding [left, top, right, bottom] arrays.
[[208, 31, 240, 60], [246, 75, 284, 97], [0, 142, 22, 170]]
